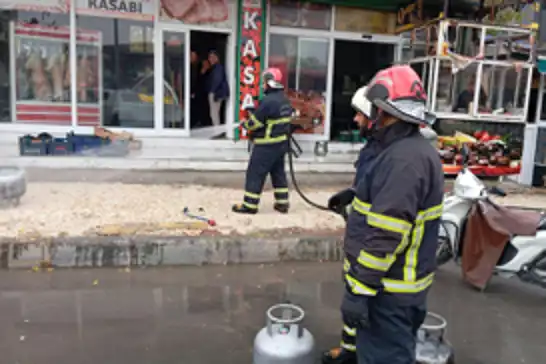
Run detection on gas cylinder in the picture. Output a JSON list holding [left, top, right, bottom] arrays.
[[416, 312, 455, 364], [253, 303, 315, 364]]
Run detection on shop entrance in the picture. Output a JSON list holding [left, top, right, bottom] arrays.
[[189, 30, 229, 138], [330, 40, 395, 142]]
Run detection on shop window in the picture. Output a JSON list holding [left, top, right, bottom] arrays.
[[476, 64, 531, 120], [160, 0, 235, 29], [76, 15, 154, 128], [268, 34, 329, 135], [334, 7, 395, 34], [269, 0, 331, 30], [13, 10, 71, 125]]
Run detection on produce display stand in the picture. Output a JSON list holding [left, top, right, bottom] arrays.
[[442, 164, 521, 177], [398, 17, 535, 177]]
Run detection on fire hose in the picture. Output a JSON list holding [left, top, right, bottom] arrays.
[[286, 132, 332, 212]]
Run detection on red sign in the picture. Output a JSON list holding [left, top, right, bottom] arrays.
[[235, 0, 265, 140]]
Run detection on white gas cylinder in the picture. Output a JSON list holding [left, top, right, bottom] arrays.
[[253, 303, 315, 364], [416, 312, 455, 364]]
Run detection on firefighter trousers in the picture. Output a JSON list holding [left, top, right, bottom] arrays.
[[340, 319, 356, 352], [242, 142, 289, 211], [356, 293, 426, 364]]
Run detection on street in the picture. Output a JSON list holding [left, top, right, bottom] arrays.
[[0, 263, 545, 364]]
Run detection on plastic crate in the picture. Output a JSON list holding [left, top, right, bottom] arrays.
[[68, 133, 110, 154], [49, 137, 73, 156], [18, 136, 49, 156]]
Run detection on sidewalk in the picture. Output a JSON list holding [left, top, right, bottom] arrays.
[[0, 180, 544, 269]]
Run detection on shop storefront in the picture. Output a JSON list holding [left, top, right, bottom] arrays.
[[0, 0, 403, 142], [0, 0, 237, 138]]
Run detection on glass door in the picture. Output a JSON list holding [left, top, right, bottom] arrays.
[[331, 40, 395, 142], [155, 28, 190, 135]]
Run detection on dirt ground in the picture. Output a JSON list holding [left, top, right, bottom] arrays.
[[1, 182, 545, 239]]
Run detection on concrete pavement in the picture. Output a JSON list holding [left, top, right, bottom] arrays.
[[0, 262, 545, 364]]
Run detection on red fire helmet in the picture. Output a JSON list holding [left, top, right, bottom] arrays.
[[262, 67, 284, 89], [365, 65, 435, 126]]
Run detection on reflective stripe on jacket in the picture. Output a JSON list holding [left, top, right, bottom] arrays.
[[343, 122, 444, 303], [243, 89, 293, 145]]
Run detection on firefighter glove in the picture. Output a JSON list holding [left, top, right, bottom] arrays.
[[328, 188, 355, 215], [341, 291, 370, 329]]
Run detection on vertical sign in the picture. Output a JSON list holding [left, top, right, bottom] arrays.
[[234, 0, 266, 140]]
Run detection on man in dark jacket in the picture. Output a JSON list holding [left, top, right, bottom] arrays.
[[232, 68, 292, 214], [207, 50, 230, 126], [329, 65, 444, 364]]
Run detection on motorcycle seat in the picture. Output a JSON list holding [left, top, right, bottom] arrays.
[[538, 214, 546, 231]]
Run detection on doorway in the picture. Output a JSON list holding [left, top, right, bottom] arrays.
[[331, 40, 395, 141], [189, 30, 229, 138]]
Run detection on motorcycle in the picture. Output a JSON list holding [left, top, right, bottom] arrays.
[[437, 145, 546, 288]]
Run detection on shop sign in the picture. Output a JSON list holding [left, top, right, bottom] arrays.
[[395, 0, 445, 34], [335, 7, 396, 34], [74, 0, 155, 20], [396, 0, 424, 33], [160, 0, 233, 29], [0, 0, 68, 12], [235, 0, 265, 140]]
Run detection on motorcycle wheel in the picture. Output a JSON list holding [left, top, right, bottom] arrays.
[[436, 236, 452, 267]]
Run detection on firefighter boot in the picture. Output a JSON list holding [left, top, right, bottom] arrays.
[[232, 203, 258, 215], [321, 347, 357, 364], [274, 203, 289, 214]]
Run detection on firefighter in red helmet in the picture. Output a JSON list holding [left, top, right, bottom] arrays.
[[331, 65, 444, 364], [232, 67, 293, 214]]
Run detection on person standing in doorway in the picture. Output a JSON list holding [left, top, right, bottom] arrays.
[[207, 50, 230, 126]]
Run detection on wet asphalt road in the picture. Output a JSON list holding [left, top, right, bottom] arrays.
[[0, 262, 545, 364]]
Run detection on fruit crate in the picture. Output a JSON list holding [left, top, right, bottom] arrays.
[[67, 133, 111, 154], [18, 136, 49, 156], [49, 138, 72, 156]]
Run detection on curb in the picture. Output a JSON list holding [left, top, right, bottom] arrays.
[[0, 235, 344, 269]]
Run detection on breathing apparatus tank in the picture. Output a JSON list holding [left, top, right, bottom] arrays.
[[253, 303, 315, 364], [416, 312, 455, 364]]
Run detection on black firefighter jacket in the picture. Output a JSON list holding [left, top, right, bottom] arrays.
[[344, 122, 444, 305], [243, 89, 293, 145]]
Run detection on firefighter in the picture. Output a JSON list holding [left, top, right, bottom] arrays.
[[322, 86, 376, 364], [334, 65, 444, 364], [232, 68, 293, 214]]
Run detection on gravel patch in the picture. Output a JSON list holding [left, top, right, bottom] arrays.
[[0, 182, 544, 239], [0, 183, 344, 238]]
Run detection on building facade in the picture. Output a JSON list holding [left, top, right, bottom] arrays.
[[0, 0, 405, 142]]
